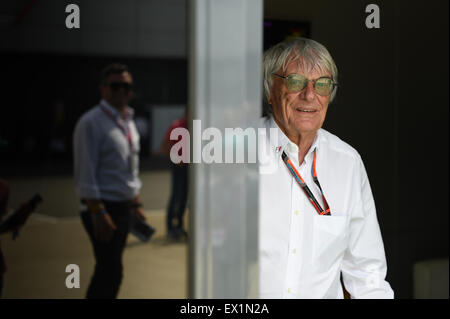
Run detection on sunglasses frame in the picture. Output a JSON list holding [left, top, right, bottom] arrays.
[[107, 81, 133, 92], [272, 73, 338, 96]]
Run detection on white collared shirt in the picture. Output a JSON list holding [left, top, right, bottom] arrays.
[[258, 116, 394, 299], [73, 99, 141, 201]]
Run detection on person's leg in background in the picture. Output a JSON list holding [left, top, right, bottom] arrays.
[[167, 163, 188, 240], [174, 164, 188, 237], [167, 163, 179, 239], [81, 201, 131, 299], [0, 257, 4, 298], [0, 178, 9, 298]]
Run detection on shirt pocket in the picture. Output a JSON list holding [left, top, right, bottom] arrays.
[[312, 215, 348, 270]]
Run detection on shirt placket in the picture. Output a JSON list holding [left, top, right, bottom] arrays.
[[283, 149, 305, 298]]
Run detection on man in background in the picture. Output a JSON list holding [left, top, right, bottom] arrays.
[[73, 63, 155, 299], [159, 113, 188, 240]]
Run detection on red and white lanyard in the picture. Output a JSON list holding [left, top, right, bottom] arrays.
[[281, 148, 331, 216], [100, 104, 133, 152]]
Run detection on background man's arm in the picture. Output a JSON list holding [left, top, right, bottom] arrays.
[[73, 118, 116, 242]]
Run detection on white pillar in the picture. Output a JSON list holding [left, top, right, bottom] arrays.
[[188, 0, 262, 298]]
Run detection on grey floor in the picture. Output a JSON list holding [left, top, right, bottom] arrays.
[[1, 170, 188, 299]]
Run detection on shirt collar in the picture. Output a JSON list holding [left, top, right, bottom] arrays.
[[268, 115, 322, 162], [268, 116, 289, 150], [100, 99, 134, 120]]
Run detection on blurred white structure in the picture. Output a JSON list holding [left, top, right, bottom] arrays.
[[188, 0, 262, 298]]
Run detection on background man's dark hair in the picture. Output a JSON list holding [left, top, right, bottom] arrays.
[[101, 63, 131, 84]]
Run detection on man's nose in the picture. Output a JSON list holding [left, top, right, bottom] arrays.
[[115, 87, 129, 95], [299, 81, 316, 101]]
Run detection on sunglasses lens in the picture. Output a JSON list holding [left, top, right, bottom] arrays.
[[283, 74, 334, 96], [109, 82, 132, 92], [286, 74, 307, 92], [314, 78, 333, 96]]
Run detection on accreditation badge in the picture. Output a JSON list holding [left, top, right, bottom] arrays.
[[130, 150, 139, 175]]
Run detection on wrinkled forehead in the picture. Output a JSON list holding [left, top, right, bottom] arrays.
[[282, 56, 330, 78]]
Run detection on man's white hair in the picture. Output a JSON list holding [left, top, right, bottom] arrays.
[[263, 37, 338, 107]]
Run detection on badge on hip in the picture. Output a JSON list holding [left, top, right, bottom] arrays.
[[129, 152, 139, 174]]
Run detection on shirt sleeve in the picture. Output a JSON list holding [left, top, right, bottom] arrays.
[[73, 116, 101, 199], [341, 158, 394, 299]]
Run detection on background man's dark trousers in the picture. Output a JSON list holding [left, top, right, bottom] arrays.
[[81, 200, 132, 299]]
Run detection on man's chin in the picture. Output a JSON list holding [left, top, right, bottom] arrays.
[[292, 122, 321, 136], [110, 100, 129, 109]]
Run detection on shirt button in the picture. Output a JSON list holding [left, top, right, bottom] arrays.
[[287, 288, 291, 293], [292, 249, 296, 254], [294, 210, 299, 216], [289, 144, 297, 153]]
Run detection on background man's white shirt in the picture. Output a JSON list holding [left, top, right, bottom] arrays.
[[73, 99, 142, 201], [258, 116, 394, 299]]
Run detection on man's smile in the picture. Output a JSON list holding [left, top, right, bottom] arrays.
[[295, 107, 318, 113]]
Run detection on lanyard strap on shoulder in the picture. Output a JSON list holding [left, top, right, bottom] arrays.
[[100, 104, 133, 152]]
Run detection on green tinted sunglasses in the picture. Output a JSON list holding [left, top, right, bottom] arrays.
[[273, 73, 337, 96]]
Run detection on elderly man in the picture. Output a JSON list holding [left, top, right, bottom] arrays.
[[259, 38, 394, 299], [73, 63, 154, 298]]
